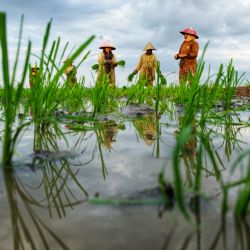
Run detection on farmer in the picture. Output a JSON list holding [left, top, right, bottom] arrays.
[[64, 59, 77, 85], [98, 40, 117, 87], [29, 63, 39, 87], [131, 42, 158, 86], [174, 27, 199, 84]]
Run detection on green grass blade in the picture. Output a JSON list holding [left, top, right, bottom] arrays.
[[173, 125, 191, 219], [10, 15, 24, 87]]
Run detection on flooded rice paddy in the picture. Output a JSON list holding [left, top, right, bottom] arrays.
[[1, 103, 250, 250], [0, 11, 249, 250]]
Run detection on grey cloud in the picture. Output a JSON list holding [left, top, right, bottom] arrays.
[[0, 0, 249, 85], [134, 0, 250, 40]]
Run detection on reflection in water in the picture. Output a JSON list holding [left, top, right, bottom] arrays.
[[2, 110, 250, 249], [165, 111, 250, 249], [33, 121, 64, 152], [3, 166, 71, 249], [190, 196, 201, 250], [160, 195, 250, 250], [2, 121, 89, 248], [133, 112, 161, 157], [233, 217, 250, 250], [177, 115, 198, 187], [133, 113, 157, 146], [175, 114, 239, 188], [63, 117, 120, 180], [95, 119, 123, 179], [208, 215, 250, 250], [96, 120, 119, 151], [219, 114, 243, 161], [32, 121, 88, 218]]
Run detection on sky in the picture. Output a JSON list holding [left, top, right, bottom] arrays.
[[1, 0, 250, 86]]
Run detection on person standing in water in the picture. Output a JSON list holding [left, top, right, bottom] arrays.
[[64, 59, 77, 86], [174, 27, 199, 84], [98, 40, 117, 87], [29, 63, 40, 87], [132, 42, 158, 87]]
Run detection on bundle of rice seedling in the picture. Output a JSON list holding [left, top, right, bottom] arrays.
[[117, 60, 125, 68], [128, 73, 135, 82], [92, 60, 125, 72], [91, 64, 99, 72]]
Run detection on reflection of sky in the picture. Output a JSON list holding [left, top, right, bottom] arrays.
[[1, 109, 250, 248], [1, 0, 250, 86]]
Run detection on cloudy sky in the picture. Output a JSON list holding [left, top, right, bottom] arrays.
[[1, 0, 250, 86]]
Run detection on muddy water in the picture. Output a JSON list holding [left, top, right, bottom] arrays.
[[0, 110, 250, 250]]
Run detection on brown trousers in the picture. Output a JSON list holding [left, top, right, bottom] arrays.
[[179, 60, 197, 84]]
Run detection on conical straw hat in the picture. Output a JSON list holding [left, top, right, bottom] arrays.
[[180, 27, 199, 39], [99, 40, 116, 50], [32, 62, 39, 70], [143, 42, 156, 51]]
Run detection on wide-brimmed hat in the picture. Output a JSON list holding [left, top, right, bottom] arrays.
[[99, 40, 116, 50], [143, 42, 156, 51], [31, 63, 39, 71], [180, 27, 199, 39]]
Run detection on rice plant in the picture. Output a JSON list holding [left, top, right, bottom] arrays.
[[0, 13, 31, 166], [0, 12, 94, 166]]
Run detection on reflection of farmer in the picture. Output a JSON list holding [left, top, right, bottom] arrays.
[[177, 116, 197, 186], [64, 59, 77, 85], [174, 28, 199, 84], [98, 40, 117, 87], [134, 113, 158, 146], [99, 120, 119, 150], [29, 63, 40, 87], [132, 42, 158, 87], [178, 116, 197, 158]]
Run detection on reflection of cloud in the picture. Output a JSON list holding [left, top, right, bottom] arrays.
[[1, 0, 250, 86]]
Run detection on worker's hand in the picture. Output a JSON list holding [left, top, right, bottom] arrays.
[[178, 53, 187, 58], [174, 54, 179, 60]]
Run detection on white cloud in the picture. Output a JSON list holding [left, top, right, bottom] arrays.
[[1, 0, 250, 86]]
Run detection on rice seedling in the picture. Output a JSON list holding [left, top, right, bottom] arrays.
[[0, 12, 95, 166], [0, 13, 31, 167], [91, 75, 111, 116], [128, 72, 136, 82], [28, 24, 94, 119], [155, 61, 166, 115], [125, 78, 153, 105], [91, 60, 125, 73], [221, 60, 245, 110], [159, 42, 250, 220], [91, 63, 99, 72]]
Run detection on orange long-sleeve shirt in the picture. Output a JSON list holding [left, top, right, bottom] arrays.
[[177, 40, 199, 65]]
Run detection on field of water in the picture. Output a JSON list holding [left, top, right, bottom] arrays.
[[1, 104, 250, 250]]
